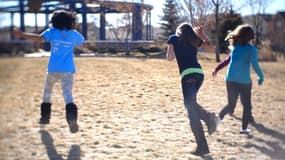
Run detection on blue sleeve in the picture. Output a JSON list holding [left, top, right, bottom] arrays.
[[40, 28, 52, 42], [251, 47, 264, 80], [73, 30, 85, 46]]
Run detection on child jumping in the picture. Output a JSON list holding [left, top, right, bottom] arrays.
[[212, 24, 264, 134], [167, 22, 218, 156], [13, 9, 84, 133]]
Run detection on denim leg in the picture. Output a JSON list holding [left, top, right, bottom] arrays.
[[186, 100, 208, 150], [42, 73, 58, 103], [197, 103, 212, 124], [219, 81, 239, 119], [240, 83, 252, 130], [182, 74, 208, 151], [61, 73, 74, 104]]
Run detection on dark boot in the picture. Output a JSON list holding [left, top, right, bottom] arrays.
[[39, 103, 51, 124], [190, 121, 210, 156], [190, 135, 210, 156], [191, 146, 209, 156], [66, 103, 79, 133]]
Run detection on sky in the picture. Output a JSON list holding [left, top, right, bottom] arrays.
[[144, 0, 285, 26], [0, 0, 284, 27]]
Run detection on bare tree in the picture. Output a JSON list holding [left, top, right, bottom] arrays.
[[179, 0, 231, 62], [211, 0, 234, 62], [180, 0, 196, 24], [245, 0, 270, 46], [180, 0, 213, 25], [108, 12, 132, 55], [268, 12, 285, 57], [211, 0, 221, 62], [103, 0, 139, 55]]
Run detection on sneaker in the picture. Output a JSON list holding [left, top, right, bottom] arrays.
[[207, 112, 218, 135], [215, 114, 221, 125], [240, 128, 251, 134], [191, 149, 209, 156], [66, 103, 79, 133]]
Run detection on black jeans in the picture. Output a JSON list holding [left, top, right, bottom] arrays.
[[219, 81, 253, 130], [182, 73, 211, 150]]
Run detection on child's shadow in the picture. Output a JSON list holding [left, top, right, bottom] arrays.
[[231, 115, 285, 159], [231, 115, 285, 142], [39, 130, 81, 160]]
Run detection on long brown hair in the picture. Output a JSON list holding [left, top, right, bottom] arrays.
[[176, 23, 202, 48], [225, 24, 254, 46]]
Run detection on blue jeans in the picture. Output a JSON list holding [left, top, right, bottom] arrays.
[[42, 72, 74, 104], [182, 73, 209, 150]]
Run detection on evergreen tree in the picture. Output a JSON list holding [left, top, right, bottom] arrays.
[[159, 0, 184, 41]]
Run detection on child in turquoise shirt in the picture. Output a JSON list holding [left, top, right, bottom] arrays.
[[212, 24, 264, 134]]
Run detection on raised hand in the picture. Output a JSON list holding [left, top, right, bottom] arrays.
[[258, 77, 264, 85]]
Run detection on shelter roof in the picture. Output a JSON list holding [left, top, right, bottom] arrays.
[[0, 0, 153, 14]]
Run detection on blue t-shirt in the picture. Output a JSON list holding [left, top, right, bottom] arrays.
[[226, 44, 263, 84], [167, 35, 202, 75], [41, 28, 84, 73]]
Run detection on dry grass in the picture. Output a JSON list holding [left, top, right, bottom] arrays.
[[0, 54, 284, 160]]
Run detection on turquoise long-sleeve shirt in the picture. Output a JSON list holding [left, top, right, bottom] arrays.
[[226, 44, 264, 84]]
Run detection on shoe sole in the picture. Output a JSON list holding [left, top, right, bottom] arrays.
[[191, 150, 210, 156], [68, 120, 79, 133]]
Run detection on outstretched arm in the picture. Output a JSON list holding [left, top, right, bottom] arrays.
[[212, 54, 231, 78], [13, 28, 45, 41]]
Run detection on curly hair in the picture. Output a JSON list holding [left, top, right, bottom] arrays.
[[175, 23, 202, 48], [225, 24, 254, 46], [50, 9, 77, 30]]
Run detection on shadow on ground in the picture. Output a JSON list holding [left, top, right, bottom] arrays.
[[39, 130, 81, 160]]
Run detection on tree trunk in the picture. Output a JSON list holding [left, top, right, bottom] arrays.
[[214, 1, 220, 62]]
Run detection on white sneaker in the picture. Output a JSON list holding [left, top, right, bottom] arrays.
[[240, 129, 251, 134], [215, 114, 221, 125]]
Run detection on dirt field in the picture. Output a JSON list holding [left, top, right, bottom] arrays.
[[0, 54, 284, 160]]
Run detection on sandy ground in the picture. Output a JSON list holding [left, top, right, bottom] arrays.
[[0, 55, 285, 160]]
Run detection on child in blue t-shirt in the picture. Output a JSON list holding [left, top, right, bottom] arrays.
[[14, 9, 84, 133], [212, 24, 264, 134]]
